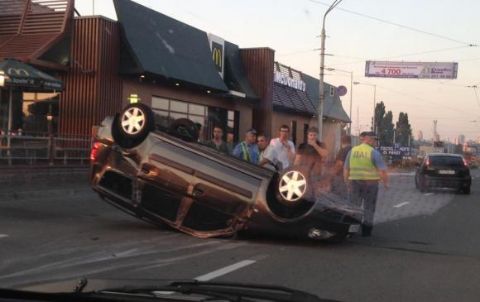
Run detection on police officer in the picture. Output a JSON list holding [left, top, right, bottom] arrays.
[[344, 131, 388, 237], [232, 128, 259, 164]]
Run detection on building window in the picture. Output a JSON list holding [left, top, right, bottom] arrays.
[[151, 96, 238, 142], [291, 120, 297, 145], [303, 123, 309, 143]]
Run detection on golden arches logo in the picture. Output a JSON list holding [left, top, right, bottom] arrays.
[[211, 44, 223, 71]]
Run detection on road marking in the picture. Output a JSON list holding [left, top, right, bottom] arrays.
[[0, 234, 8, 239], [195, 260, 256, 281], [393, 202, 410, 208], [424, 193, 434, 196]]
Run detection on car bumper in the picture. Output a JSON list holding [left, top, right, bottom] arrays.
[[424, 175, 471, 189]]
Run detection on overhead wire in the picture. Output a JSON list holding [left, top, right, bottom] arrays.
[[308, 0, 478, 46]]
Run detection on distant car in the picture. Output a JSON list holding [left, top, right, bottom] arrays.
[[90, 103, 362, 241], [415, 153, 472, 194]]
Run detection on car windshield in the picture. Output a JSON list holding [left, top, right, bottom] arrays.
[[1, 1, 479, 302], [429, 156, 465, 167]]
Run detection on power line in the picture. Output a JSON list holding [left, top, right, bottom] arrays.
[[308, 0, 478, 46], [467, 85, 480, 108], [331, 45, 474, 67]]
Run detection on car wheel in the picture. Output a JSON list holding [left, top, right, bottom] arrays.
[[167, 118, 199, 142], [277, 170, 308, 206], [112, 103, 155, 149]]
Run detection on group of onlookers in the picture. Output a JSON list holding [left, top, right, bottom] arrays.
[[202, 124, 389, 238]]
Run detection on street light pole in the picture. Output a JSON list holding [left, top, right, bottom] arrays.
[[317, 0, 344, 140]]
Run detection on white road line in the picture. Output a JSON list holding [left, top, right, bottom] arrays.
[[393, 202, 410, 208], [0, 234, 9, 239], [424, 193, 434, 196], [195, 260, 256, 282]]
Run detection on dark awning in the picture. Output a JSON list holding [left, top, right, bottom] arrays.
[[273, 83, 315, 116], [0, 59, 63, 92], [114, 0, 229, 92], [224, 42, 257, 99]]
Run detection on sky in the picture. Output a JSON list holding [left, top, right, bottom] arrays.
[[76, 0, 480, 142]]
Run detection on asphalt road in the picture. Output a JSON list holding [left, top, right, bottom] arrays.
[[1, 169, 479, 302]]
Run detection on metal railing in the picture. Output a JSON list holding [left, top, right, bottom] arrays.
[[0, 134, 91, 166]]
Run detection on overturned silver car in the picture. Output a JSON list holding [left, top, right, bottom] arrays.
[[90, 104, 362, 241]]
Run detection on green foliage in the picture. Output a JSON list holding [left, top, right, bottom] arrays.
[[395, 112, 413, 146]]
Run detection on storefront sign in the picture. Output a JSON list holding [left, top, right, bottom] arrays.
[[274, 71, 306, 91], [208, 34, 225, 78], [365, 61, 458, 79]]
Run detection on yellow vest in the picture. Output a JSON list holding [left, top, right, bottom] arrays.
[[348, 143, 380, 180]]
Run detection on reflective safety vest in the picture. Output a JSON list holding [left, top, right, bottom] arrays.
[[240, 142, 252, 162], [348, 143, 380, 180]]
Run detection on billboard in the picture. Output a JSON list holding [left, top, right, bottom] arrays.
[[365, 61, 458, 79]]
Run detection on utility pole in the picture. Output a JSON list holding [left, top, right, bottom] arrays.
[[317, 0, 344, 140]]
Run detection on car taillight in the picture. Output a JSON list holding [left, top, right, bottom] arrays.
[[90, 141, 102, 161]]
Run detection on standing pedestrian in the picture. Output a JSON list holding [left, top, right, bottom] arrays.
[[226, 131, 235, 155], [332, 135, 352, 197], [344, 131, 388, 237], [232, 128, 259, 164], [257, 134, 276, 170], [294, 127, 329, 190], [205, 125, 229, 154], [261, 125, 295, 171]]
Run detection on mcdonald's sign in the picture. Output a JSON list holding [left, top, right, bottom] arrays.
[[211, 41, 223, 73]]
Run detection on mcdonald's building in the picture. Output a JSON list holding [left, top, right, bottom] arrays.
[[0, 0, 350, 156]]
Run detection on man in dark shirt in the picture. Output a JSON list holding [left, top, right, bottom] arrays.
[[294, 127, 329, 191], [205, 125, 229, 154], [335, 135, 353, 175], [332, 135, 352, 197]]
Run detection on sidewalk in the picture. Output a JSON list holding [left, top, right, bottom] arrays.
[[0, 165, 91, 200]]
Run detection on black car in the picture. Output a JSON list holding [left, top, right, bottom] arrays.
[[90, 103, 362, 241], [415, 153, 472, 194]]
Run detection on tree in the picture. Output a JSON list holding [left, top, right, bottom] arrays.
[[380, 111, 394, 146], [395, 112, 413, 146], [374, 101, 385, 134], [373, 102, 394, 146]]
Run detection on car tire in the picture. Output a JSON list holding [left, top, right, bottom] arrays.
[[167, 118, 199, 142], [112, 103, 155, 149]]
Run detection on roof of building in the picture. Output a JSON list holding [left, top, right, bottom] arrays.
[[224, 41, 258, 99], [114, 0, 257, 100], [0, 0, 73, 70], [272, 62, 351, 123], [303, 72, 351, 123]]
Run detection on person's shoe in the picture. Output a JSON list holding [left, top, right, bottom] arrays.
[[361, 225, 372, 237]]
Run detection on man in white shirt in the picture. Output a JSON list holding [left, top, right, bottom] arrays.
[[260, 125, 295, 171]]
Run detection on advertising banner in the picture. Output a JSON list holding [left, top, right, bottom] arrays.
[[365, 61, 458, 79]]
